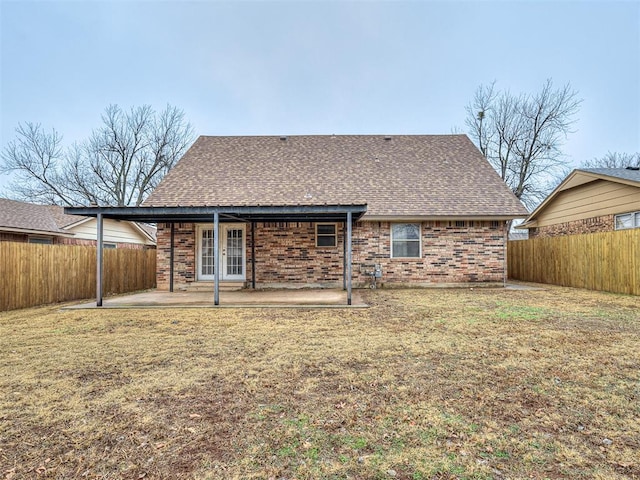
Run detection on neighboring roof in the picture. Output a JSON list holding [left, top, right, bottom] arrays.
[[143, 134, 528, 219], [580, 167, 640, 183], [519, 168, 640, 228], [46, 204, 88, 229], [135, 222, 157, 242], [0, 198, 70, 236], [0, 198, 156, 242]]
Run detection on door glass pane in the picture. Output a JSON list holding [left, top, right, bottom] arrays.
[[201, 228, 214, 276], [226, 228, 243, 276]]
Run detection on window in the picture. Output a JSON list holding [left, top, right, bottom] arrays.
[[391, 223, 421, 258], [28, 237, 53, 245], [316, 223, 337, 247], [615, 211, 640, 230], [103, 243, 117, 249]]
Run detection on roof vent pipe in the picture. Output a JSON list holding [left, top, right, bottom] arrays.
[[280, 136, 288, 141], [384, 136, 392, 141]]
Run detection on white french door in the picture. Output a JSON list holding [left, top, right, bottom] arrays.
[[197, 224, 246, 281], [221, 224, 245, 281]]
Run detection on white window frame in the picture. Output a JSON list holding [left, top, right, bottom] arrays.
[[103, 243, 117, 249], [390, 223, 422, 258], [615, 211, 640, 230], [315, 223, 337, 248]]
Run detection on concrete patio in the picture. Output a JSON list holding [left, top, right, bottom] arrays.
[[64, 283, 543, 309], [66, 288, 368, 309]]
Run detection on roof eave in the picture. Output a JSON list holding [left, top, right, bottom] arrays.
[[65, 204, 369, 223], [363, 214, 528, 221]]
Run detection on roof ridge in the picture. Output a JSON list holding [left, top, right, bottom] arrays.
[[196, 133, 469, 139]]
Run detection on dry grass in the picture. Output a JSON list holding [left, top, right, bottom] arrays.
[[1, 285, 639, 479]]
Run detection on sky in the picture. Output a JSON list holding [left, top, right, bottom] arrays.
[[1, 0, 639, 192]]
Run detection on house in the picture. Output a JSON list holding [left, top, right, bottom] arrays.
[[518, 167, 640, 237], [145, 134, 529, 290], [0, 198, 156, 248], [65, 134, 527, 305]]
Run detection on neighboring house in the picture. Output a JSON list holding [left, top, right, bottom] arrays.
[[518, 167, 640, 238], [0, 199, 156, 248], [508, 231, 529, 241], [68, 134, 524, 292]]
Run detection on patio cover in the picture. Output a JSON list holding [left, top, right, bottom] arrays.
[[65, 204, 368, 307]]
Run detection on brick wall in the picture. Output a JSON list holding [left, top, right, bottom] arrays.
[[0, 232, 29, 242], [155, 220, 507, 290], [352, 221, 506, 286], [529, 215, 614, 238], [156, 223, 196, 290], [253, 222, 344, 286]]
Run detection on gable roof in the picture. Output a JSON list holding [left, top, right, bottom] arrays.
[[0, 198, 156, 242], [519, 168, 640, 228], [143, 134, 527, 219]]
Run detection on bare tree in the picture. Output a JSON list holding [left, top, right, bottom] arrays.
[[1, 104, 194, 206], [581, 151, 640, 169], [465, 79, 582, 209]]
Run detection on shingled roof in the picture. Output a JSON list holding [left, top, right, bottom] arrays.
[[580, 167, 640, 184], [144, 134, 527, 219], [0, 198, 69, 235]]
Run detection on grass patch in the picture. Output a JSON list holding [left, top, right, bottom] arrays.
[[1, 285, 639, 479]]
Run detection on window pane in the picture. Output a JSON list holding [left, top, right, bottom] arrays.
[[616, 214, 632, 229], [28, 237, 53, 244], [317, 235, 336, 247], [392, 223, 420, 240], [317, 224, 336, 235], [392, 240, 420, 257], [635, 212, 640, 227]]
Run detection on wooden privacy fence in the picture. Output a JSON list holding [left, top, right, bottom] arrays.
[[0, 242, 156, 311], [508, 229, 639, 296]]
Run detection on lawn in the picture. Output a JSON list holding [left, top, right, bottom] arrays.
[[1, 285, 639, 479]]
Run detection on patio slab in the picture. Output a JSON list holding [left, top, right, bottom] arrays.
[[66, 288, 368, 309]]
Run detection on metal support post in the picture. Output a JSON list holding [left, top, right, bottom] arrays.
[[213, 212, 220, 306], [346, 211, 352, 305], [169, 222, 175, 293], [96, 213, 104, 307]]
